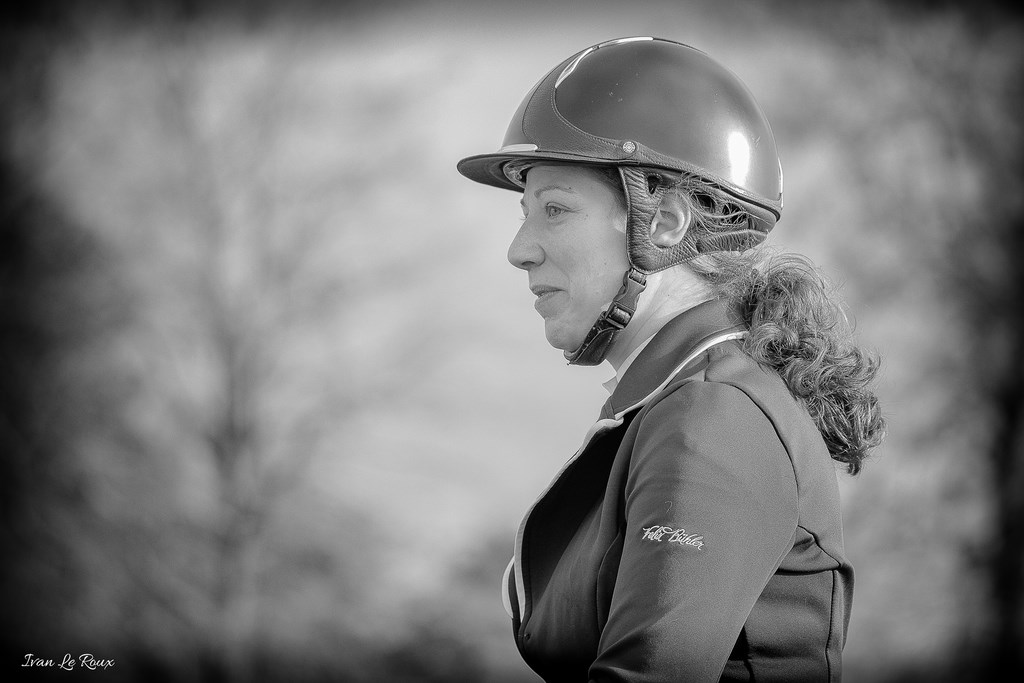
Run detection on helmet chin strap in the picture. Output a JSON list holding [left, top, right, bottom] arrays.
[[564, 268, 647, 366], [565, 166, 674, 366]]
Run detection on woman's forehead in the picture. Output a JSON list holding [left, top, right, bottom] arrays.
[[523, 164, 618, 193]]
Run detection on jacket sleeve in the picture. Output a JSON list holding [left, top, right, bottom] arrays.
[[589, 380, 799, 683]]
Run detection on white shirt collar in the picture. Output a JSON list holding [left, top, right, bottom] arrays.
[[602, 334, 657, 395]]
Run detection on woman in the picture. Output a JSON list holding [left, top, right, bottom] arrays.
[[457, 37, 885, 682]]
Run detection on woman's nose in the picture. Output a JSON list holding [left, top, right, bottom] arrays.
[[507, 221, 544, 271]]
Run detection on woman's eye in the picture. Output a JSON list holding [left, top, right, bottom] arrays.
[[545, 204, 565, 218]]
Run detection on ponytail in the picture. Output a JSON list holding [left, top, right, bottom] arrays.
[[676, 182, 886, 474], [732, 255, 886, 474]]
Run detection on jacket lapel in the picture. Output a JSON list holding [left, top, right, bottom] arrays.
[[608, 299, 747, 417]]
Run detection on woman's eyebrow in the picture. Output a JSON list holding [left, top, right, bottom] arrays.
[[532, 184, 576, 197], [521, 184, 577, 209]]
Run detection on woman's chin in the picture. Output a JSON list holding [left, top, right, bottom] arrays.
[[544, 321, 586, 353]]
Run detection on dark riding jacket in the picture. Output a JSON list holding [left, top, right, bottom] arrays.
[[503, 299, 852, 682]]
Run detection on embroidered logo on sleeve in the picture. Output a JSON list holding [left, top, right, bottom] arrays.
[[641, 525, 705, 550]]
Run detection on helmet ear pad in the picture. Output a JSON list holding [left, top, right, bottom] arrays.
[[622, 166, 696, 273], [621, 166, 770, 273]]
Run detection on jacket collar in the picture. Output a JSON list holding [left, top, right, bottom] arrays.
[[607, 298, 746, 417]]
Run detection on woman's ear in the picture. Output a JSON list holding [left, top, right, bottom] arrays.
[[649, 193, 692, 248]]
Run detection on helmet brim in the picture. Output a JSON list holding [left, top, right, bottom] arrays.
[[457, 150, 633, 193]]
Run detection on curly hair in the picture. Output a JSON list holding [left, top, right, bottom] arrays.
[[677, 179, 886, 475]]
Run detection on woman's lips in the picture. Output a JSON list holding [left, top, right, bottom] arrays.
[[532, 286, 563, 314]]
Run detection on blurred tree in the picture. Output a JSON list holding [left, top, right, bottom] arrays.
[[918, 16, 1024, 679], [4, 2, 466, 681], [780, 1, 1024, 678], [2, 5, 373, 681]]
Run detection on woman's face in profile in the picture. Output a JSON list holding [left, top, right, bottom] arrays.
[[508, 164, 629, 352]]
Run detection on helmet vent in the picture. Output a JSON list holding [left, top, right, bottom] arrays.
[[692, 191, 716, 213]]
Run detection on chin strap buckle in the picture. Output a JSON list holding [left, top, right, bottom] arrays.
[[565, 268, 647, 366], [604, 269, 647, 329]]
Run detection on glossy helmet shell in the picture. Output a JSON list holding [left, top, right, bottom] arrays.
[[457, 36, 783, 232]]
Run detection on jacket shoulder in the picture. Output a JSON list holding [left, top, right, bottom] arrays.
[[627, 344, 797, 483]]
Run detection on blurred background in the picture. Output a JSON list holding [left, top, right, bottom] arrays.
[[2, 0, 1022, 681]]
